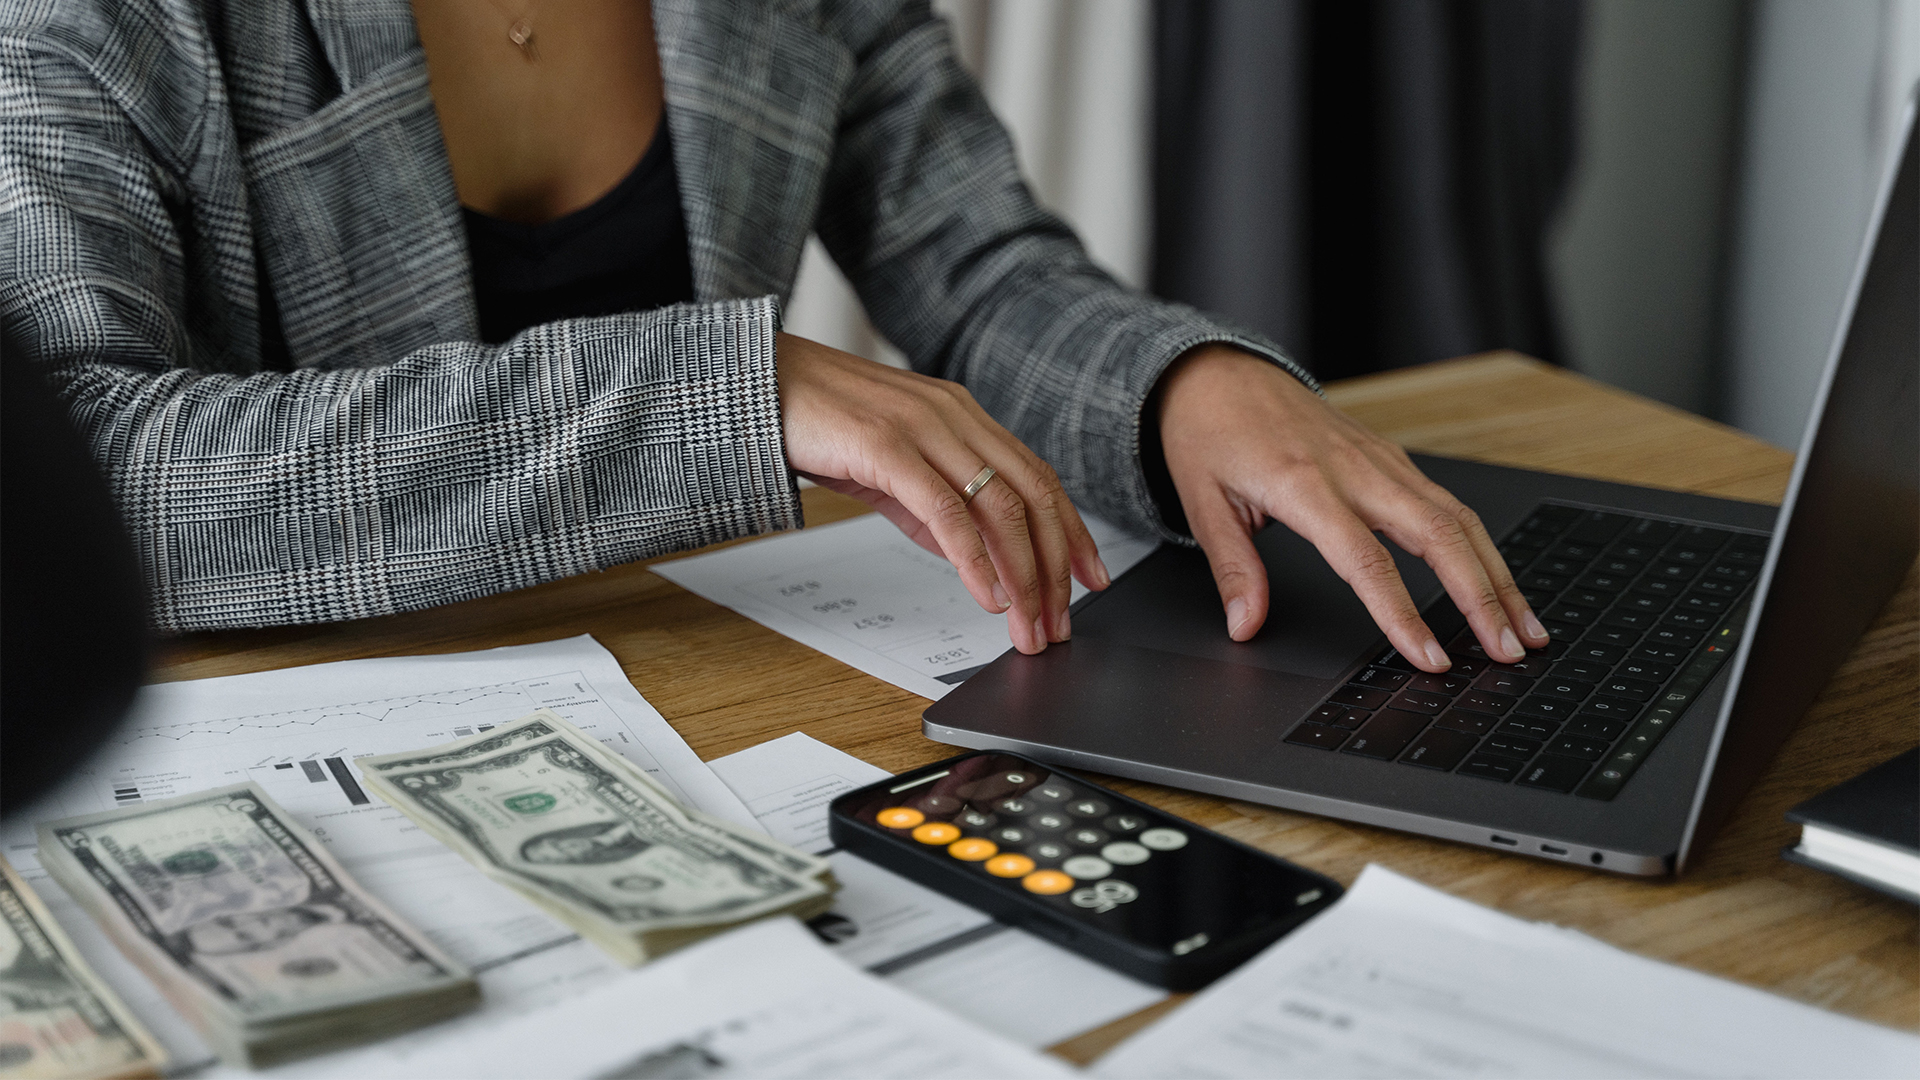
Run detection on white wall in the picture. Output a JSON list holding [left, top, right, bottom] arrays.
[[781, 0, 1153, 368], [1722, 0, 1920, 448]]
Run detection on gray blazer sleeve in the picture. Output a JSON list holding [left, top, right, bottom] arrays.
[[812, 1, 1317, 543], [0, 40, 799, 632]]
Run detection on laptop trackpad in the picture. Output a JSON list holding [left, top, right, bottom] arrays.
[[1075, 522, 1444, 681]]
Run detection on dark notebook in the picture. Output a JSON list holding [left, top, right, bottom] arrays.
[[1782, 747, 1920, 903]]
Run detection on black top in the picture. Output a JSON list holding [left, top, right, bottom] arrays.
[[463, 117, 695, 344]]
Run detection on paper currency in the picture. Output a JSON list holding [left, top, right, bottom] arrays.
[[36, 785, 479, 1068], [0, 855, 164, 1080], [356, 709, 837, 965]]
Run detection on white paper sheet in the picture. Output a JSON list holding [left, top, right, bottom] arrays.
[[0, 636, 750, 1073], [652, 512, 1160, 699], [1094, 864, 1920, 1079], [709, 733, 1167, 1047], [237, 917, 1072, 1079]]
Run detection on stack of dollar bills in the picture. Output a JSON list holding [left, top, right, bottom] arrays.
[[355, 709, 839, 966], [36, 786, 480, 1069], [0, 854, 166, 1080]]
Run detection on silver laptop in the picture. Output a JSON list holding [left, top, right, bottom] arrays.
[[923, 104, 1918, 877]]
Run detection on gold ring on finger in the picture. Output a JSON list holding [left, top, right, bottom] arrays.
[[961, 465, 997, 505]]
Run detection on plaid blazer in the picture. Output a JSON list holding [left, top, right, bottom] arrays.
[[0, 0, 1308, 631]]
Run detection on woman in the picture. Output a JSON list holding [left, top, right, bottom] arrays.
[[0, 0, 1543, 671]]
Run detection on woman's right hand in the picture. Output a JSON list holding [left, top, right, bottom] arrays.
[[775, 333, 1110, 655]]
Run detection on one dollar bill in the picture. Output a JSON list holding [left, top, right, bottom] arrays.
[[0, 855, 164, 1080], [36, 785, 479, 1068], [356, 710, 837, 965]]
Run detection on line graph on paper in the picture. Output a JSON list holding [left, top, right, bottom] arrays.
[[117, 680, 544, 747]]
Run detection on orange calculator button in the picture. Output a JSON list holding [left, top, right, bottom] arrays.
[[876, 807, 925, 829], [1022, 869, 1075, 895], [985, 854, 1036, 878], [947, 837, 999, 861], [911, 822, 961, 845]]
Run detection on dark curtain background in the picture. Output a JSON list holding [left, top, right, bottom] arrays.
[[1154, 0, 1583, 382]]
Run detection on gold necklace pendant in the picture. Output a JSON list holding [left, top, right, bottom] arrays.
[[507, 18, 536, 59]]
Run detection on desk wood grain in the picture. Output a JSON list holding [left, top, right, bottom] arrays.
[[153, 353, 1920, 1061]]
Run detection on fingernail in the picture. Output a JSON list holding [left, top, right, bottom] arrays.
[[1032, 616, 1049, 651], [1226, 598, 1249, 638], [1500, 626, 1523, 660], [1522, 611, 1547, 641], [1094, 558, 1112, 589], [991, 581, 1010, 611], [1053, 609, 1072, 641], [1423, 640, 1451, 670]]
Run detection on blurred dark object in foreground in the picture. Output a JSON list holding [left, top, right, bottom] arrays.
[[2, 351, 148, 810], [1154, 0, 1582, 381]]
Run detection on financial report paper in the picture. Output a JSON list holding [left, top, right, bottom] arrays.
[[0, 636, 752, 1072], [652, 511, 1161, 699], [709, 733, 1166, 1047], [1093, 864, 1920, 1079]]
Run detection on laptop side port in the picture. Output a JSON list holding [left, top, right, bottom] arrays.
[[1490, 835, 1519, 846], [1540, 844, 1570, 856]]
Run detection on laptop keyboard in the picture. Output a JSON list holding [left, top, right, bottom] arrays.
[[1283, 504, 1767, 800]]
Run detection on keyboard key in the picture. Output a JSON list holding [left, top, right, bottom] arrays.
[[1668, 525, 1730, 552], [1562, 588, 1613, 609], [1631, 577, 1685, 597], [1504, 551, 1531, 572], [1728, 532, 1769, 553], [1582, 626, 1641, 648], [1531, 557, 1589, 578], [1400, 728, 1481, 771], [1444, 655, 1491, 677], [1566, 715, 1627, 740], [1605, 541, 1661, 562], [1547, 734, 1612, 760], [1633, 641, 1688, 664], [1515, 754, 1593, 792], [1472, 669, 1534, 696], [1497, 717, 1558, 741], [1351, 667, 1410, 690], [1482, 732, 1543, 759], [1649, 561, 1699, 581], [1519, 571, 1569, 591], [1377, 649, 1419, 671], [1565, 511, 1631, 544], [1524, 505, 1582, 528], [1435, 709, 1496, 735], [1693, 577, 1743, 596], [1594, 557, 1646, 576], [1308, 703, 1360, 726], [1331, 686, 1391, 710], [1390, 689, 1452, 714], [1664, 547, 1716, 565], [1455, 690, 1516, 715], [1565, 641, 1625, 665], [1613, 517, 1680, 548], [1598, 676, 1659, 701], [1551, 542, 1603, 561], [1490, 654, 1554, 677], [1601, 608, 1658, 632], [1706, 562, 1757, 582], [1458, 754, 1524, 782], [1719, 548, 1767, 566], [1615, 658, 1674, 682], [1548, 659, 1609, 682], [1408, 672, 1470, 695], [1521, 589, 1558, 611], [1514, 695, 1577, 721], [1534, 678, 1594, 701], [1580, 694, 1641, 718], [1665, 609, 1718, 630], [1544, 603, 1599, 626], [1575, 572, 1631, 593], [1617, 593, 1671, 614], [1342, 709, 1432, 760], [1645, 626, 1703, 649], [1505, 531, 1555, 551], [1541, 621, 1582, 643]]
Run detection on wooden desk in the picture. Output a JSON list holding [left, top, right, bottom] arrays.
[[154, 353, 1920, 1060]]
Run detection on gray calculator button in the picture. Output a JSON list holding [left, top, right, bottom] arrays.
[[1031, 783, 1074, 802], [1061, 855, 1112, 880], [995, 798, 1033, 814], [1104, 814, 1147, 833], [1067, 828, 1108, 847], [1138, 827, 1188, 851], [1067, 798, 1110, 817], [1030, 812, 1071, 831], [955, 809, 996, 829], [920, 794, 962, 814], [1029, 841, 1070, 861], [992, 826, 1031, 845], [1071, 880, 1139, 912], [1101, 842, 1150, 865]]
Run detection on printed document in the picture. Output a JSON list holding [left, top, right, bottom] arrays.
[[653, 511, 1160, 699], [710, 733, 1167, 1047], [245, 916, 1073, 1079], [0, 636, 751, 1072], [1094, 864, 1920, 1079]]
